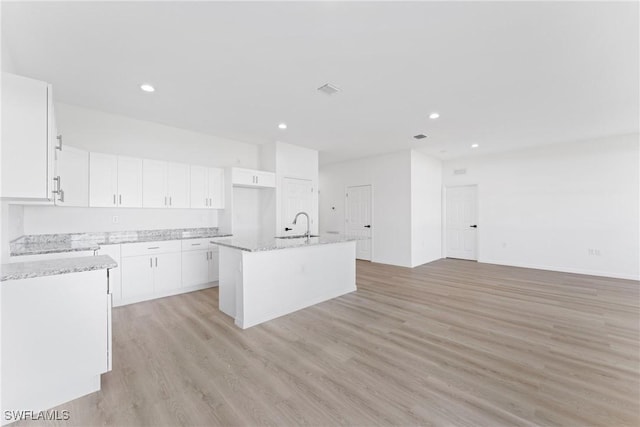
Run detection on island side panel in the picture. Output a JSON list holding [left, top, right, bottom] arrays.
[[1, 269, 108, 414], [218, 246, 243, 318], [237, 241, 356, 329]]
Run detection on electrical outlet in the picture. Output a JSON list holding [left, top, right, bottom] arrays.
[[112, 215, 119, 224], [588, 248, 602, 256]]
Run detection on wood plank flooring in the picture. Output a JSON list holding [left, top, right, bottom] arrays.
[[13, 259, 640, 426]]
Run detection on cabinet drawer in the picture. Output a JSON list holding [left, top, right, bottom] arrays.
[[181, 238, 211, 251], [121, 240, 181, 257]]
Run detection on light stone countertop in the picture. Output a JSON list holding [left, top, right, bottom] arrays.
[[211, 234, 360, 252], [1, 255, 117, 282], [10, 227, 231, 256]]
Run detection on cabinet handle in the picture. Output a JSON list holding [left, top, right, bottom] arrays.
[[169, 196, 172, 206], [119, 194, 122, 205], [256, 175, 259, 184], [59, 189, 65, 202], [148, 246, 160, 249], [56, 135, 62, 151], [206, 251, 210, 260], [205, 198, 208, 206], [113, 194, 116, 205], [150, 257, 153, 268], [155, 257, 158, 267], [164, 196, 167, 206], [192, 243, 201, 246]]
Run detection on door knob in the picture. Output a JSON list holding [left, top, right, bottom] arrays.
[[364, 225, 371, 228], [285, 227, 293, 231], [470, 225, 478, 228]]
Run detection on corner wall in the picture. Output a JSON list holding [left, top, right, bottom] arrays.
[[410, 151, 443, 267], [319, 150, 414, 267], [442, 133, 640, 280]]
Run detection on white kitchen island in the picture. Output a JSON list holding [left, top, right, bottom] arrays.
[[213, 235, 357, 329]]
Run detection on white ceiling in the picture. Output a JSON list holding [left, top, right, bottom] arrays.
[[2, 1, 638, 164]]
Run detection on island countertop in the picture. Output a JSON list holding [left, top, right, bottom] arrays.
[[10, 227, 232, 257], [1, 255, 118, 282], [211, 234, 359, 252]]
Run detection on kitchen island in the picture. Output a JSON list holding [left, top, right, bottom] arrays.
[[213, 234, 357, 329]]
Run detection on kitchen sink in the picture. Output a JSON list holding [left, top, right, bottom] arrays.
[[275, 234, 319, 239]]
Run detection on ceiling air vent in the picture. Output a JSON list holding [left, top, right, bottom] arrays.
[[317, 83, 341, 95], [413, 134, 427, 140]]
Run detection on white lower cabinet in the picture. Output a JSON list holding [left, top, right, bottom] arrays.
[[121, 255, 154, 301], [182, 249, 210, 288], [2, 269, 110, 414], [181, 239, 220, 287], [154, 252, 182, 292], [119, 239, 224, 305]]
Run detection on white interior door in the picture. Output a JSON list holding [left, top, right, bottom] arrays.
[[445, 185, 478, 260], [346, 185, 372, 261], [281, 177, 314, 235]]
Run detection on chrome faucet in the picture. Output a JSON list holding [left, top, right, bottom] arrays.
[[292, 211, 311, 238]]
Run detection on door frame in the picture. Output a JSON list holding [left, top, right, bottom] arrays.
[[345, 184, 373, 261], [442, 184, 479, 261]]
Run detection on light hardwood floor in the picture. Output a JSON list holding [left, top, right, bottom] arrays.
[[13, 259, 640, 426]]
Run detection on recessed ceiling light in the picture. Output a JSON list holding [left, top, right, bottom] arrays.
[[317, 83, 341, 96], [471, 143, 479, 148], [278, 123, 287, 130], [429, 112, 440, 119], [140, 84, 155, 93]]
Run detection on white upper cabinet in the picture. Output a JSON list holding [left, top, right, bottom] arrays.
[[167, 162, 190, 208], [190, 166, 225, 209], [89, 153, 142, 208], [143, 160, 190, 208], [208, 167, 225, 208], [117, 156, 143, 208], [231, 167, 275, 189], [54, 145, 89, 207], [190, 165, 208, 209], [142, 159, 167, 208], [1, 73, 56, 200], [89, 153, 118, 207]]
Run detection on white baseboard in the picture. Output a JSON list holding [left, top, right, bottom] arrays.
[[478, 258, 639, 281]]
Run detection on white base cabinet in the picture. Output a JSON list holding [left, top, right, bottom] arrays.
[[181, 238, 219, 288], [1, 269, 110, 418]]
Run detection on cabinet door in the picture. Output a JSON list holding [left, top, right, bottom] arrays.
[[208, 167, 225, 209], [117, 156, 143, 207], [231, 168, 256, 186], [181, 249, 210, 287], [89, 153, 118, 207], [55, 146, 89, 207], [142, 159, 167, 208], [1, 73, 51, 199], [167, 162, 190, 208], [120, 255, 154, 300], [190, 165, 208, 209], [154, 252, 182, 292], [255, 171, 276, 188], [208, 248, 220, 283]]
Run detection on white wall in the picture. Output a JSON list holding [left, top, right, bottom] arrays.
[[442, 133, 640, 280], [320, 150, 414, 267], [260, 141, 319, 236], [19, 103, 261, 236], [411, 151, 443, 267]]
